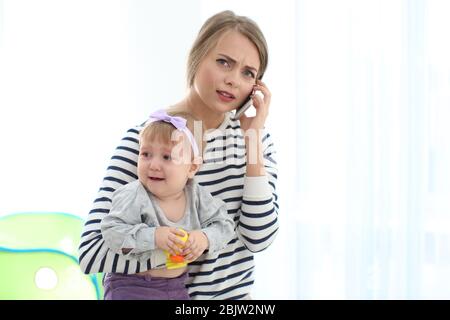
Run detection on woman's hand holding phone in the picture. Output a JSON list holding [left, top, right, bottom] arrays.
[[233, 94, 254, 120], [239, 80, 271, 132]]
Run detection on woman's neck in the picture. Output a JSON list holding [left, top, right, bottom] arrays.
[[171, 90, 225, 131]]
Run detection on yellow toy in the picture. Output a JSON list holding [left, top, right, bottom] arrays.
[[165, 228, 189, 270]]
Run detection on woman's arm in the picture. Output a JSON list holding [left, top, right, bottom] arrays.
[[78, 126, 166, 274], [237, 130, 279, 252]]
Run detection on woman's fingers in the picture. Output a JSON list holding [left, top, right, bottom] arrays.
[[252, 91, 264, 108], [254, 81, 271, 109]]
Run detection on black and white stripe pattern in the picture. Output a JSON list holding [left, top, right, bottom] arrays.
[[78, 112, 279, 300]]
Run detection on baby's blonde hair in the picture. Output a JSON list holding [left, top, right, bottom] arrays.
[[140, 111, 198, 155]]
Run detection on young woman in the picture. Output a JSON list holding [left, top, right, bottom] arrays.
[[79, 10, 278, 300]]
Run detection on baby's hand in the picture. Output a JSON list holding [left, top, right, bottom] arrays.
[[155, 227, 187, 255], [181, 230, 209, 262]]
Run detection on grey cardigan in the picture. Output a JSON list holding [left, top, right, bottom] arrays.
[[100, 179, 234, 267]]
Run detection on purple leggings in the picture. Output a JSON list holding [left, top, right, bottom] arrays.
[[103, 272, 190, 300]]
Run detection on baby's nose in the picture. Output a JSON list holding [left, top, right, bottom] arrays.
[[148, 158, 161, 170]]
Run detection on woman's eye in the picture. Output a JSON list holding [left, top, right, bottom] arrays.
[[217, 59, 230, 67], [243, 69, 256, 79]]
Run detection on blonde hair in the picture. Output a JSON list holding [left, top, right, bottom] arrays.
[[140, 111, 197, 149], [186, 10, 268, 88]]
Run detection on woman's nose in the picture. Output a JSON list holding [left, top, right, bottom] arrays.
[[225, 70, 240, 88]]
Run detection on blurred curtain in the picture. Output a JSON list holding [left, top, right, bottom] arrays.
[[292, 0, 450, 299]]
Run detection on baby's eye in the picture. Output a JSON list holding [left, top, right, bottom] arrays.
[[163, 154, 172, 161], [140, 151, 153, 159]]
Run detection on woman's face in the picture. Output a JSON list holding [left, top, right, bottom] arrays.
[[193, 30, 261, 114]]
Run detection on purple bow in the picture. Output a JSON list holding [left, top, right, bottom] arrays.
[[147, 109, 200, 157], [149, 109, 187, 130]]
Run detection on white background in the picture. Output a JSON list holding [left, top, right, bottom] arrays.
[[1, 0, 449, 299]]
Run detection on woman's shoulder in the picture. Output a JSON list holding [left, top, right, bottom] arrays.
[[116, 124, 144, 144], [126, 120, 147, 134], [116, 118, 150, 144]]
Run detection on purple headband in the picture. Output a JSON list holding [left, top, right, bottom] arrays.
[[147, 109, 200, 157]]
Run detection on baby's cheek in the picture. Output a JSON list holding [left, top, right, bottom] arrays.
[[137, 165, 145, 179]]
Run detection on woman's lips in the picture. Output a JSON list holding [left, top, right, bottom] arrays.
[[217, 90, 235, 102]]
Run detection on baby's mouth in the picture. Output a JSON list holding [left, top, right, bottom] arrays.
[[149, 176, 165, 181]]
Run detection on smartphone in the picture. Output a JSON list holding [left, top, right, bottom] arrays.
[[233, 93, 254, 120], [234, 75, 265, 120], [234, 88, 265, 120]]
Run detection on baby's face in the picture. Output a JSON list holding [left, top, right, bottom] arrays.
[[137, 138, 197, 199]]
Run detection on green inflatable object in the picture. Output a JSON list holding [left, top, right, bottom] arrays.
[[0, 212, 103, 300], [0, 249, 97, 299]]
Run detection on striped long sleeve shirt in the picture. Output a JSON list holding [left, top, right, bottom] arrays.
[[78, 111, 279, 300]]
